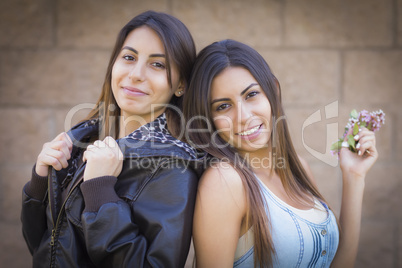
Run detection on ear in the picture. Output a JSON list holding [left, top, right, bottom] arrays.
[[174, 81, 185, 97]]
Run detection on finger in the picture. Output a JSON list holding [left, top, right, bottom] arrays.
[[42, 156, 63, 171], [94, 140, 106, 148], [103, 136, 123, 159], [42, 140, 71, 163], [103, 136, 118, 148], [359, 136, 375, 147], [355, 131, 376, 154], [82, 148, 96, 162], [356, 133, 377, 156], [353, 128, 374, 141], [62, 132, 73, 150], [356, 135, 375, 147], [357, 140, 377, 157], [53, 132, 68, 142], [47, 140, 72, 161], [86, 144, 97, 151], [53, 132, 73, 150], [40, 150, 68, 170], [83, 150, 89, 163]]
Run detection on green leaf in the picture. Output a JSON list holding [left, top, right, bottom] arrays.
[[368, 121, 373, 131], [360, 121, 367, 128], [353, 123, 359, 136], [347, 134, 356, 150], [350, 109, 358, 119], [330, 140, 343, 151]]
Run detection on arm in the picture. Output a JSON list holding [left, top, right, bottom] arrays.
[[21, 168, 49, 254], [80, 160, 199, 268], [193, 163, 247, 268], [331, 128, 378, 267], [21, 132, 72, 254]]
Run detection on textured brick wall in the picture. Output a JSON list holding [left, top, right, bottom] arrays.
[[1, 0, 401, 267]]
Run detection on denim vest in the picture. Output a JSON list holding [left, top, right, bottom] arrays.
[[234, 180, 339, 268]]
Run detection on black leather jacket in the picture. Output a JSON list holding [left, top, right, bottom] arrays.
[[21, 115, 206, 268]]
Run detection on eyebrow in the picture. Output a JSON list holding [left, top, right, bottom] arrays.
[[121, 46, 166, 58], [240, 83, 258, 96], [211, 83, 259, 105]]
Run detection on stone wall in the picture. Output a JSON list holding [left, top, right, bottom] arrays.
[[0, 0, 401, 267]]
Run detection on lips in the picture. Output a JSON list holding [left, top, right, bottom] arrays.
[[236, 124, 262, 136], [122, 86, 148, 96]]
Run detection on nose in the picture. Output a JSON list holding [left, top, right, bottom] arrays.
[[237, 101, 253, 125], [128, 62, 145, 81]]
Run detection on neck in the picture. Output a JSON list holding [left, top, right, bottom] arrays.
[[238, 144, 273, 170], [118, 114, 145, 139], [118, 110, 165, 138]]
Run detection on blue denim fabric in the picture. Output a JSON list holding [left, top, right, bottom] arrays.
[[234, 182, 339, 268], [234, 246, 254, 267]]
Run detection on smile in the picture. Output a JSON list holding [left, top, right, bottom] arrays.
[[123, 87, 148, 96], [237, 124, 262, 136]]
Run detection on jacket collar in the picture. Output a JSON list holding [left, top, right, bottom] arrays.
[[67, 113, 204, 161]]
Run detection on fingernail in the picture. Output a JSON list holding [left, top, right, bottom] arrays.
[[354, 135, 359, 140], [356, 143, 361, 149], [358, 150, 362, 156]]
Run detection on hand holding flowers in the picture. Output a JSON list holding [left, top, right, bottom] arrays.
[[332, 109, 383, 179], [331, 109, 385, 155]]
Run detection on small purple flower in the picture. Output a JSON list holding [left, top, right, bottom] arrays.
[[359, 110, 371, 124], [331, 109, 385, 155]]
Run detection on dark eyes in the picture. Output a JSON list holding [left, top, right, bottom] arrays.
[[216, 103, 230, 111], [215, 90, 260, 111], [123, 55, 135, 61], [122, 55, 165, 69], [151, 62, 165, 69], [246, 91, 259, 99]]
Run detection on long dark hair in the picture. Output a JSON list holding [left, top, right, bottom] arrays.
[[183, 39, 327, 267], [85, 10, 196, 138]]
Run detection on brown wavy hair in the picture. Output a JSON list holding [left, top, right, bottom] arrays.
[[85, 10, 196, 139], [183, 39, 327, 267]]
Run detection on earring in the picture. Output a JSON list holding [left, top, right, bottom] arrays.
[[178, 90, 183, 95]]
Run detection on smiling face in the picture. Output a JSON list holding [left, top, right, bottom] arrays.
[[210, 67, 273, 156], [111, 26, 182, 127]]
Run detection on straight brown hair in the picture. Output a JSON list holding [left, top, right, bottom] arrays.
[[183, 39, 328, 267], [85, 10, 196, 139]]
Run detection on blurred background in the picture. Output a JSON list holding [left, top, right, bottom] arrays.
[[0, 0, 401, 267]]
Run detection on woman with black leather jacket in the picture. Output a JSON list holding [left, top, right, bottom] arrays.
[[21, 10, 205, 268]]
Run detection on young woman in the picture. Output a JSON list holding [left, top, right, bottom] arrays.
[[183, 39, 378, 267], [21, 11, 205, 268]]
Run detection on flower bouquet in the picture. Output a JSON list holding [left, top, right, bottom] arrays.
[[331, 109, 385, 155]]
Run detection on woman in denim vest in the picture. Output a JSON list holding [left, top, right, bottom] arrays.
[[183, 39, 378, 267]]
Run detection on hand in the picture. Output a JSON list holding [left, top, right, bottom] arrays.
[[82, 136, 123, 181], [35, 132, 73, 177], [339, 127, 378, 180]]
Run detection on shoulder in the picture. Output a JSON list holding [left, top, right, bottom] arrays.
[[200, 162, 243, 190], [192, 161, 247, 263], [197, 161, 246, 211]]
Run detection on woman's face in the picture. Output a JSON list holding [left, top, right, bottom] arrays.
[[111, 26, 181, 124], [210, 67, 273, 156]]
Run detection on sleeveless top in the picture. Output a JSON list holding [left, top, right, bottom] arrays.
[[233, 178, 339, 268]]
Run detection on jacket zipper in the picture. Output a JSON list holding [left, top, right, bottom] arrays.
[[48, 164, 86, 266]]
